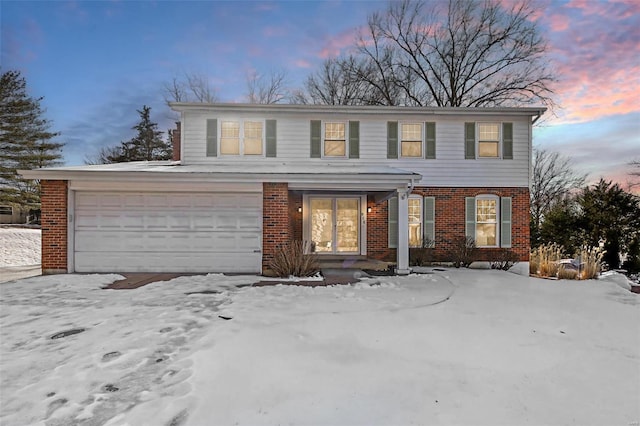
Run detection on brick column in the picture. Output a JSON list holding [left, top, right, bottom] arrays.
[[41, 180, 68, 274], [262, 182, 290, 272]]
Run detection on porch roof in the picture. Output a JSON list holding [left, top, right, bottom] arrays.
[[19, 161, 421, 191]]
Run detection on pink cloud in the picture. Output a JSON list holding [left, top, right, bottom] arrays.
[[316, 29, 358, 60], [294, 59, 312, 69], [542, 1, 640, 123]]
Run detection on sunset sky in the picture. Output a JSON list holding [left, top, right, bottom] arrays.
[[2, 0, 639, 190]]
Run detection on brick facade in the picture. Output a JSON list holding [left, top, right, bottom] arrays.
[[262, 182, 290, 270], [41, 180, 68, 274], [277, 186, 529, 264]]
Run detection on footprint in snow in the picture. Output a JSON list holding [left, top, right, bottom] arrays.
[[101, 351, 122, 362]]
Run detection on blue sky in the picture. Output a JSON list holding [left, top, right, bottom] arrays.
[[2, 0, 639, 190]]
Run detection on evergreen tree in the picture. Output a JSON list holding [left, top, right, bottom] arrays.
[[106, 105, 172, 163], [0, 70, 63, 209], [577, 179, 640, 269]]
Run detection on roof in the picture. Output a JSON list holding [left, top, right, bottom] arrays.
[[19, 161, 421, 191], [169, 102, 547, 118]]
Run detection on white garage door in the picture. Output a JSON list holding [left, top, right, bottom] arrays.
[[74, 191, 262, 273]]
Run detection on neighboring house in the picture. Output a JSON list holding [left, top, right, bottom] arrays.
[[20, 104, 545, 275], [0, 205, 27, 225]]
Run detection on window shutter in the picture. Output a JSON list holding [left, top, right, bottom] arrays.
[[266, 119, 277, 157], [425, 122, 436, 159], [388, 196, 398, 248], [500, 197, 512, 248], [502, 122, 513, 160], [206, 119, 217, 157], [348, 121, 360, 158], [423, 196, 435, 247], [464, 122, 475, 159], [387, 121, 398, 159], [465, 197, 476, 239], [310, 120, 321, 158]]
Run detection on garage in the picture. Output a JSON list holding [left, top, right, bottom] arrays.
[[73, 191, 262, 273]]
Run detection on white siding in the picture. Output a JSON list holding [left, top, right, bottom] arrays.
[[180, 110, 532, 187]]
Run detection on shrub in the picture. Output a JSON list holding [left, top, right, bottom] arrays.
[[268, 240, 319, 278], [557, 266, 578, 280], [529, 260, 539, 275], [409, 237, 435, 266], [448, 236, 477, 268], [491, 249, 520, 271], [576, 245, 604, 280], [531, 243, 563, 277]]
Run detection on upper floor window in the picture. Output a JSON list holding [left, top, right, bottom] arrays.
[[324, 122, 346, 157], [220, 120, 263, 156], [478, 123, 499, 158], [401, 123, 423, 158]]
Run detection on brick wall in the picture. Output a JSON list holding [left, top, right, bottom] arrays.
[[41, 180, 68, 274], [288, 191, 303, 241], [262, 182, 290, 270], [367, 186, 530, 262]]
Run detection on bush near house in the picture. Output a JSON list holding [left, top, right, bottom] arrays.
[[448, 236, 477, 268], [268, 240, 319, 278]]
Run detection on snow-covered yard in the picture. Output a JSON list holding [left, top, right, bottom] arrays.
[[0, 227, 42, 283], [0, 270, 638, 426]]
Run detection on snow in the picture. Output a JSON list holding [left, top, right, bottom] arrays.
[[1, 270, 638, 426], [0, 227, 41, 267]]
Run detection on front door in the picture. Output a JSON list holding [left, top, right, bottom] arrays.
[[309, 197, 360, 254]]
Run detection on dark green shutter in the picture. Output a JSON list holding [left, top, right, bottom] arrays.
[[388, 196, 398, 248], [500, 197, 512, 248], [349, 121, 360, 158], [465, 197, 476, 239], [464, 122, 475, 159], [502, 122, 513, 160], [206, 119, 217, 157], [425, 122, 436, 159], [423, 196, 435, 247], [266, 119, 277, 157], [310, 120, 321, 158], [387, 121, 398, 159]]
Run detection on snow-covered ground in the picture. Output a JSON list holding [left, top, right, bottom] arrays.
[[0, 227, 41, 267], [1, 270, 638, 426]]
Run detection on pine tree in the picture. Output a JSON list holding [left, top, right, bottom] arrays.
[[106, 105, 172, 163], [0, 70, 63, 210]]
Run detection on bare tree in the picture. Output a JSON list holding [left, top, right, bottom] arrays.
[[298, 0, 556, 108], [163, 72, 218, 104], [628, 159, 640, 191], [84, 145, 122, 165], [530, 148, 587, 245], [245, 70, 289, 104]]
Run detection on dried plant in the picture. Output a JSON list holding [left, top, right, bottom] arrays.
[[491, 249, 520, 271], [576, 246, 604, 280], [448, 236, 477, 268], [531, 243, 564, 277], [268, 240, 319, 278], [557, 266, 578, 280]]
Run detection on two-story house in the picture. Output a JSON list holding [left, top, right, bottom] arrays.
[[21, 103, 545, 275]]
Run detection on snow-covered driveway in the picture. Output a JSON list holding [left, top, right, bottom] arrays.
[[0, 270, 638, 426]]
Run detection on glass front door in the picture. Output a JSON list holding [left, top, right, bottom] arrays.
[[310, 197, 360, 254]]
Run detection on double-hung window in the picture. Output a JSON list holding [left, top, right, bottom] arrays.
[[220, 120, 263, 156], [324, 122, 346, 157], [401, 123, 423, 158], [478, 123, 500, 158], [408, 196, 423, 248], [466, 195, 512, 248]]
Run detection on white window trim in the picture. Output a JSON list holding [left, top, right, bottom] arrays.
[[408, 195, 423, 248], [476, 122, 502, 159], [219, 118, 265, 157], [475, 194, 500, 248], [322, 121, 348, 159], [400, 121, 424, 159]]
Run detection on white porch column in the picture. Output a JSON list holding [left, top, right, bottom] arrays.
[[396, 188, 410, 275]]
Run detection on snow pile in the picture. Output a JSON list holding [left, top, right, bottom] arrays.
[[1, 270, 638, 426], [0, 227, 41, 267]]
